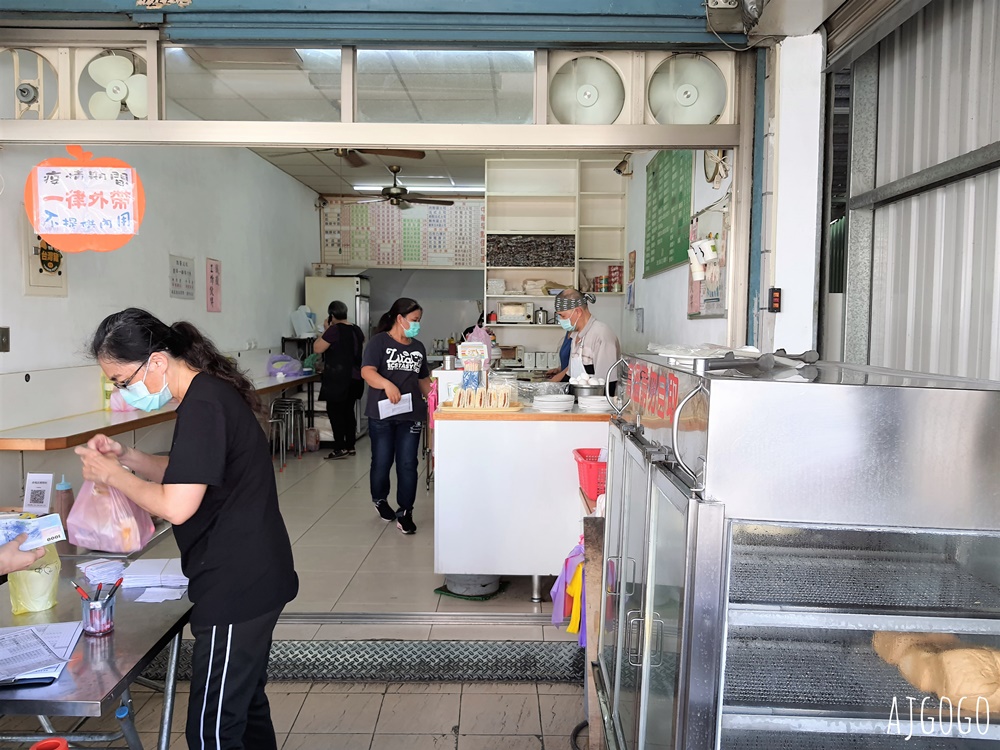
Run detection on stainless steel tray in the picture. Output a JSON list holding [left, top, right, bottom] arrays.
[[730, 548, 1000, 613], [721, 730, 974, 749]]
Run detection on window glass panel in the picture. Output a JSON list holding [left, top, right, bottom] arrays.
[[356, 49, 534, 124], [164, 47, 341, 121]]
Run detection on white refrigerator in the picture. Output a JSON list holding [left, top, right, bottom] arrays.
[[305, 275, 371, 439]]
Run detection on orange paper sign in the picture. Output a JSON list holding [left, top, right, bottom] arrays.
[[24, 144, 145, 253]]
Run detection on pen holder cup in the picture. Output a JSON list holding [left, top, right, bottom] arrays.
[[81, 595, 115, 636]]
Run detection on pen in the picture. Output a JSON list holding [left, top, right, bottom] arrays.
[[95, 583, 103, 600], [104, 577, 124, 601], [70, 580, 91, 601]]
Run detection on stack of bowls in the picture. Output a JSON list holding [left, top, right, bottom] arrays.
[[577, 395, 613, 413], [533, 394, 576, 413]]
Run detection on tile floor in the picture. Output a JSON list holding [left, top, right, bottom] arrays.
[[0, 438, 591, 749]]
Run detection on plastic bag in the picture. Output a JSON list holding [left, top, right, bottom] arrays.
[[109, 389, 137, 412], [267, 354, 304, 377], [67, 481, 155, 554], [9, 544, 61, 614]]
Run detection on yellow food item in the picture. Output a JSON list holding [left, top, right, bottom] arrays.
[[936, 648, 1000, 710], [872, 631, 959, 665], [898, 645, 953, 693]]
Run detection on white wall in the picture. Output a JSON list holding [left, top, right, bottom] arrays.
[[362, 268, 484, 345], [770, 34, 824, 353], [621, 151, 729, 354], [0, 144, 318, 498]]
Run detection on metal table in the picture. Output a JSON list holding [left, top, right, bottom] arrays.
[[0, 571, 191, 750]]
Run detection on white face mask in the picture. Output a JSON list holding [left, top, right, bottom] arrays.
[[119, 357, 173, 412]]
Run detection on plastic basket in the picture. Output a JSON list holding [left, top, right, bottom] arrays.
[[574, 448, 607, 502]]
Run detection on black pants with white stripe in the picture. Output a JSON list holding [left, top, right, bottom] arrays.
[[186, 607, 282, 750]]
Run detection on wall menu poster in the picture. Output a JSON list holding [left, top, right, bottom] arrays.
[[169, 254, 195, 300], [321, 198, 485, 268], [643, 150, 693, 279]]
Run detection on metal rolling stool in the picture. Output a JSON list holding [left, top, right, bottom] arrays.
[[267, 416, 286, 469], [272, 398, 305, 461]]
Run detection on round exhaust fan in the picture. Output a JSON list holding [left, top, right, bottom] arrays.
[[548, 56, 625, 125], [648, 54, 727, 125], [81, 50, 148, 120], [0, 48, 59, 120]]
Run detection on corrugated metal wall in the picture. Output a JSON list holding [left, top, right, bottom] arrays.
[[868, 0, 1000, 379], [876, 0, 1000, 186], [870, 170, 1000, 378]]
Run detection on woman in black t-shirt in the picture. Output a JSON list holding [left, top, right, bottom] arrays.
[[361, 297, 431, 535], [75, 308, 298, 750], [314, 299, 365, 459]]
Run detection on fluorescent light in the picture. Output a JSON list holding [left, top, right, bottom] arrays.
[[352, 185, 485, 194]]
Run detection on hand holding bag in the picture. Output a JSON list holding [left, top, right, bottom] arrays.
[[67, 481, 155, 554]]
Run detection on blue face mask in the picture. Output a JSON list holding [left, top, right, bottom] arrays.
[[559, 314, 576, 332], [119, 358, 173, 412], [404, 321, 421, 339]]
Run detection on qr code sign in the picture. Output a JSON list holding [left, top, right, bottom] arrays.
[[27, 489, 46, 507]]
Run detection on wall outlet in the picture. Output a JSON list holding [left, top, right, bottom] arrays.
[[0, 327, 9, 353]]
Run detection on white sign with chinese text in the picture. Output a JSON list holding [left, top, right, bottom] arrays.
[[169, 255, 195, 300], [207, 258, 221, 312], [32, 166, 138, 235]]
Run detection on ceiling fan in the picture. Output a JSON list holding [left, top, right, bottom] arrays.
[[337, 165, 454, 209], [283, 147, 425, 168]]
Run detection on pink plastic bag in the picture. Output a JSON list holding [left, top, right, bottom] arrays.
[[109, 390, 137, 412], [67, 481, 155, 554]]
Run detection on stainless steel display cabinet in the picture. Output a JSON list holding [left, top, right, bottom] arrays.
[[596, 357, 1000, 750]]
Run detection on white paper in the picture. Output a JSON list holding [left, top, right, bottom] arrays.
[[377, 393, 413, 419], [23, 473, 53, 514], [0, 622, 82, 683], [0, 629, 66, 681], [136, 587, 187, 603], [122, 558, 188, 588]]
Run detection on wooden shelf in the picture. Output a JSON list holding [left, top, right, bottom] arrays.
[[487, 266, 575, 271], [579, 191, 625, 197], [579, 225, 624, 230], [579, 257, 625, 262], [485, 294, 555, 299]]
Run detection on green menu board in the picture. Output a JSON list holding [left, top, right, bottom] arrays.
[[644, 150, 693, 278]]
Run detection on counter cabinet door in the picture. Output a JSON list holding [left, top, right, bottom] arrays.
[[638, 467, 691, 750], [613, 435, 657, 750], [599, 423, 628, 695]]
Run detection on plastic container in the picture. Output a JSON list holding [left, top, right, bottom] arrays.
[[574, 448, 608, 502], [30, 739, 69, 750], [52, 476, 75, 554], [81, 594, 115, 636]]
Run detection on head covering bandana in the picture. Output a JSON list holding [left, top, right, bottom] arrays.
[[554, 291, 597, 312]]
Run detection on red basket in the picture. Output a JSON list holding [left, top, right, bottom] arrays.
[[574, 448, 608, 502]]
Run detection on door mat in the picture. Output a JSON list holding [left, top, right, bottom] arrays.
[[435, 580, 510, 601], [142, 639, 584, 683]]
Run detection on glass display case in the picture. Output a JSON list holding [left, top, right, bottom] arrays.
[[596, 356, 1000, 750]]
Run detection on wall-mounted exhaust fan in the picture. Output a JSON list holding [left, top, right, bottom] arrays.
[[647, 54, 728, 125], [548, 56, 626, 125], [83, 51, 147, 119], [0, 48, 59, 120], [342, 166, 454, 209]]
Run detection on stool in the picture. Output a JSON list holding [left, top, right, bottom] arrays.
[[270, 399, 305, 462], [267, 417, 286, 470]]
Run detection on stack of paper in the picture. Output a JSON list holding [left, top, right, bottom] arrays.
[[0, 622, 82, 685], [122, 558, 188, 589], [77, 558, 126, 586]]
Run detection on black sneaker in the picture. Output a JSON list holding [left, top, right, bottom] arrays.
[[325, 450, 348, 460], [373, 499, 396, 521], [396, 510, 416, 535]]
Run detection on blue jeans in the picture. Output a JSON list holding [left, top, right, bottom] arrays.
[[368, 418, 422, 514]]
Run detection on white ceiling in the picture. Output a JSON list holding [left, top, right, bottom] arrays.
[[251, 149, 628, 197]]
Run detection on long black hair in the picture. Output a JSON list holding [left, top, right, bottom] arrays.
[[90, 308, 260, 412], [375, 298, 422, 335]]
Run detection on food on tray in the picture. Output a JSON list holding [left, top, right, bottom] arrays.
[[874, 632, 1000, 713], [872, 631, 959, 665]]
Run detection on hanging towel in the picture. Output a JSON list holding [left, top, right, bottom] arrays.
[[566, 562, 584, 635], [550, 544, 585, 626]]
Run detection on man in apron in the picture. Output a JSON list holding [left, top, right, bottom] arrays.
[[554, 289, 622, 395]]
